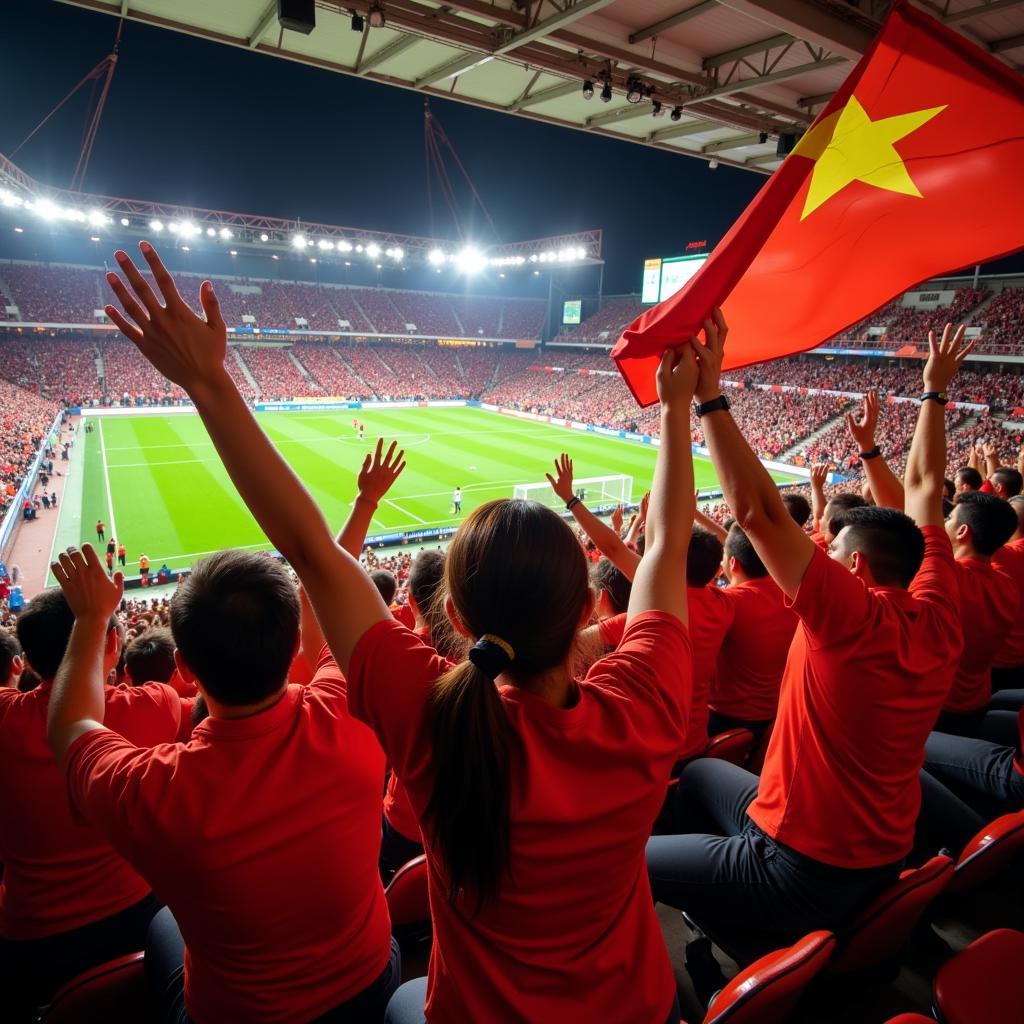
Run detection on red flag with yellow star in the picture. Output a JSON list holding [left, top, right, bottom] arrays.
[[612, 0, 1024, 406]]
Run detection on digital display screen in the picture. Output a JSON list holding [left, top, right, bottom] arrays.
[[641, 258, 662, 304], [658, 254, 709, 301], [562, 299, 582, 325]]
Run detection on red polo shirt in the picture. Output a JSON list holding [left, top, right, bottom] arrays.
[[64, 649, 391, 1024], [748, 526, 961, 868], [684, 586, 734, 758], [993, 538, 1024, 669], [944, 557, 1019, 712], [713, 577, 799, 722], [347, 612, 690, 1024], [0, 681, 182, 940]]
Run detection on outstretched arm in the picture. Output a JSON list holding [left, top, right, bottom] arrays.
[[626, 344, 696, 623], [905, 324, 974, 528], [623, 492, 648, 547], [47, 546, 122, 767], [845, 390, 905, 511], [105, 244, 389, 673], [983, 441, 1002, 478], [809, 462, 828, 533], [547, 454, 641, 580], [691, 311, 814, 599], [337, 439, 406, 558]]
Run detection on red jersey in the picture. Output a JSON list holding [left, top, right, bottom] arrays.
[[0, 682, 183, 939], [348, 613, 690, 1024], [749, 526, 961, 868], [684, 587, 735, 758], [65, 649, 391, 1024], [944, 558, 1019, 712], [713, 577, 799, 722], [993, 538, 1024, 668]]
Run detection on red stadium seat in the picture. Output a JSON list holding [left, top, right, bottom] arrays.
[[882, 1015, 936, 1023], [702, 729, 755, 768], [40, 952, 146, 1023], [702, 931, 835, 1024], [385, 854, 430, 929], [746, 723, 774, 775], [933, 929, 1024, 1024], [948, 810, 1024, 894], [829, 855, 954, 975]]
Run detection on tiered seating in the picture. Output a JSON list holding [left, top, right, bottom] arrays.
[[348, 289, 407, 334], [99, 339, 187, 403], [224, 352, 257, 401], [388, 291, 460, 337], [342, 344, 402, 395], [500, 297, 546, 340], [974, 286, 1024, 354], [235, 346, 317, 400], [553, 295, 645, 345], [293, 344, 371, 398], [0, 264, 103, 322], [0, 337, 100, 404], [451, 296, 500, 338], [0, 378, 59, 515]]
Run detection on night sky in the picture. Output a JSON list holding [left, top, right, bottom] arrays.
[[2, 0, 766, 292]]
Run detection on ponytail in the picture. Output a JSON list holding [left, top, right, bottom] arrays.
[[427, 659, 512, 907]]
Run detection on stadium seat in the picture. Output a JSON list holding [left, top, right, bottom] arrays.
[[40, 952, 146, 1023], [882, 1015, 936, 1023], [385, 854, 430, 930], [828, 855, 954, 975], [702, 930, 835, 1024], [746, 722, 774, 775], [933, 928, 1024, 1024], [948, 809, 1024, 894], [702, 729, 755, 768]]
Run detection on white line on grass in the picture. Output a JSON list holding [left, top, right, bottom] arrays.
[[97, 418, 119, 545], [383, 498, 426, 523]]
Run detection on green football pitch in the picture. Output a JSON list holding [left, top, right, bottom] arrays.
[[50, 406, 800, 581]]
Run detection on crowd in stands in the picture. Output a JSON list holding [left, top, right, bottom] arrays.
[[0, 264, 104, 323], [0, 380, 58, 517], [973, 286, 1024, 354]]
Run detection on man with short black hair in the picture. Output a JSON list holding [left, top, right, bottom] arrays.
[[954, 466, 983, 494], [781, 492, 811, 529], [370, 568, 398, 607], [123, 627, 177, 686], [989, 466, 1024, 500], [0, 632, 22, 688]]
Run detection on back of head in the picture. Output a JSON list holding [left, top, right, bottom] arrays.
[[0, 631, 20, 686], [170, 550, 299, 707], [408, 549, 446, 614], [724, 524, 767, 579], [953, 491, 1018, 556], [992, 467, 1024, 498], [687, 527, 724, 587], [955, 466, 983, 491], [833, 506, 925, 588], [782, 492, 812, 528], [370, 568, 398, 606], [592, 557, 632, 613], [16, 588, 114, 681], [1009, 495, 1024, 538], [824, 492, 867, 532], [124, 627, 177, 685], [429, 499, 589, 905]]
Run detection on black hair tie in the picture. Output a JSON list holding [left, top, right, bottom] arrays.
[[468, 634, 515, 680]]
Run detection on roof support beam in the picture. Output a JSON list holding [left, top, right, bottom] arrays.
[[120, 0, 130, 14], [944, 0, 1024, 25], [702, 132, 761, 153], [991, 31, 1024, 52], [746, 152, 782, 167], [585, 102, 662, 128], [630, 1, 719, 45], [247, 1, 278, 49], [506, 78, 582, 112], [684, 56, 847, 105], [414, 50, 492, 87], [798, 91, 834, 109], [704, 33, 794, 68], [715, 0, 873, 60], [496, 0, 618, 54], [357, 33, 421, 74], [648, 119, 718, 143]]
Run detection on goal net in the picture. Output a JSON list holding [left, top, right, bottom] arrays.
[[513, 474, 633, 510]]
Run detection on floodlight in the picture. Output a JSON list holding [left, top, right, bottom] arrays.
[[391, 246, 404, 260], [292, 234, 308, 249], [670, 106, 683, 121], [366, 242, 381, 258], [13, 226, 24, 233], [89, 235, 100, 242], [310, 257, 317, 264], [259, 232, 269, 242], [168, 222, 180, 234], [179, 221, 198, 238], [454, 246, 486, 275], [600, 81, 612, 103], [33, 198, 61, 221], [229, 250, 238, 256], [351, 13, 364, 31], [427, 248, 446, 266], [0, 189, 23, 208], [87, 209, 109, 227], [181, 246, 191, 252], [120, 217, 130, 226], [368, 3, 385, 28], [582, 80, 594, 100], [219, 227, 232, 239], [708, 158, 719, 169], [318, 239, 334, 250], [149, 219, 164, 232], [338, 240, 353, 252], [206, 227, 216, 237], [651, 100, 664, 117], [626, 77, 643, 104], [759, 131, 769, 145]]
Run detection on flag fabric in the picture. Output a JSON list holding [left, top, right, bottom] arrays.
[[612, 0, 1024, 406]]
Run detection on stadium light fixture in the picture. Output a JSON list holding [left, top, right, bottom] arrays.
[[670, 106, 683, 122], [708, 158, 719, 169], [759, 131, 769, 145], [168, 222, 180, 234], [120, 217, 130, 226], [366, 242, 381, 259], [375, 263, 382, 269], [533, 269, 540, 276], [272, 254, 280, 260], [87, 209, 110, 227], [351, 13, 364, 31], [0, 189, 24, 208], [625, 77, 643, 104], [582, 80, 594, 100], [181, 245, 191, 252], [391, 246, 404, 261], [32, 198, 62, 221], [318, 239, 334, 250], [220, 227, 232, 240], [89, 235, 101, 242], [651, 100, 664, 117], [368, 3, 385, 28], [179, 221, 198, 238], [427, 248, 446, 266], [600, 80, 612, 103], [206, 227, 216, 237], [229, 250, 238, 256], [338, 240, 353, 252], [292, 234, 308, 249], [310, 257, 317, 264], [454, 245, 486, 275], [149, 219, 164, 232], [13, 226, 23, 233], [344, 261, 352, 266], [259, 232, 269, 242]]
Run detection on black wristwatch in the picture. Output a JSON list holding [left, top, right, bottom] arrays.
[[696, 394, 731, 417], [859, 447, 881, 460], [921, 391, 949, 406]]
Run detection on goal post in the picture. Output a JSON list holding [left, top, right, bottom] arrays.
[[513, 474, 633, 510]]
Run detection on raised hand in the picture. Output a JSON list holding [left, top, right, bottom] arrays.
[[105, 242, 227, 395], [357, 439, 406, 505], [688, 307, 728, 404], [611, 504, 624, 534], [656, 344, 700, 408], [639, 490, 650, 525], [810, 462, 830, 489], [923, 323, 974, 393], [545, 453, 575, 504], [51, 544, 123, 621], [982, 441, 999, 459], [845, 390, 880, 451]]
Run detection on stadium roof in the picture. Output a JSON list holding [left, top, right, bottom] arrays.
[[58, 0, 1024, 174]]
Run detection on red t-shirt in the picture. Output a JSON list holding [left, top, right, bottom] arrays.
[[993, 538, 1024, 668], [65, 649, 392, 1024], [713, 577, 799, 722], [748, 526, 962, 868], [944, 558, 1019, 712], [809, 530, 829, 550], [0, 682, 183, 939], [347, 613, 690, 1024], [391, 603, 416, 630], [684, 586, 735, 758]]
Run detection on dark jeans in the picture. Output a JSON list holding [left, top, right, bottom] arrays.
[[384, 976, 682, 1024], [646, 759, 902, 965], [146, 906, 402, 1024], [979, 709, 1021, 749], [707, 710, 772, 741], [935, 707, 988, 738], [992, 665, 1024, 692], [989, 689, 1024, 714], [919, 731, 1024, 856], [380, 817, 424, 882], [0, 891, 162, 1024]]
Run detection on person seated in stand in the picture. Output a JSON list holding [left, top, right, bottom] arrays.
[[103, 242, 699, 1024], [808, 462, 866, 548], [955, 465, 984, 495], [707, 525, 798, 740], [371, 568, 398, 607], [991, 495, 1024, 695], [781, 491, 811, 530], [1, 588, 184, 1022], [974, 443, 1024, 499], [123, 626, 177, 686], [646, 323, 968, 978], [0, 631, 23, 688]]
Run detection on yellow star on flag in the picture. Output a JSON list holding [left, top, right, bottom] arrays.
[[792, 95, 946, 220]]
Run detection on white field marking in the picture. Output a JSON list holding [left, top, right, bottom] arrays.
[[383, 498, 426, 523], [97, 418, 119, 543]]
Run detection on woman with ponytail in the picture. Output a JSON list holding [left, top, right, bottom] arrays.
[[103, 244, 709, 1024]]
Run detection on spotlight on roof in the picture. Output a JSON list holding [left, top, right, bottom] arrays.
[[120, 217, 130, 226], [229, 250, 238, 256], [600, 80, 612, 103], [708, 158, 719, 169], [582, 80, 594, 100], [149, 219, 164, 232], [428, 248, 446, 266], [670, 106, 683, 122], [758, 131, 769, 145], [87, 209, 109, 227], [351, 13, 364, 31], [390, 246, 404, 261], [292, 234, 308, 249], [259, 232, 269, 242], [365, 242, 381, 259], [205, 227, 216, 237], [368, 3, 385, 28], [625, 77, 643, 104], [651, 100, 664, 117], [219, 227, 232, 239]]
